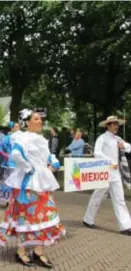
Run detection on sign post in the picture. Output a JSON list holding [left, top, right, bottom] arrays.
[[34, 108, 47, 117]]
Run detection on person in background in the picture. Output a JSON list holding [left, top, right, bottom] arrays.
[[0, 122, 20, 204], [67, 128, 76, 145], [0, 128, 4, 179], [10, 122, 22, 145], [82, 131, 89, 142], [66, 131, 85, 156], [2, 127, 8, 135], [49, 127, 60, 158], [1, 121, 20, 172], [0, 128, 4, 141], [59, 127, 68, 151]]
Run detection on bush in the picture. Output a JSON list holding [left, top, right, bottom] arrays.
[[0, 106, 5, 126], [41, 128, 50, 139]]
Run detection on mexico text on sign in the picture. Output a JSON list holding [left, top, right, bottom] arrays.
[[64, 157, 111, 192]]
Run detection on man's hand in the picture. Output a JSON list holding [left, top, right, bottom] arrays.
[[118, 142, 125, 149], [111, 164, 118, 170]]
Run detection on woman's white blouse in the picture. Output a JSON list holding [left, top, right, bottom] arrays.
[[10, 130, 24, 145], [5, 131, 60, 192]]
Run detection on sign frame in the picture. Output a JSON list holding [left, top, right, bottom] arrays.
[[64, 157, 110, 192]]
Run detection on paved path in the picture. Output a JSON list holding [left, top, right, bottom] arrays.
[[0, 191, 131, 271]]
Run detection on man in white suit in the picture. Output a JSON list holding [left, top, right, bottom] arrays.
[[83, 116, 131, 235]]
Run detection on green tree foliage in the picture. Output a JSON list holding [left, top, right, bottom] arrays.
[[22, 75, 68, 126], [0, 105, 5, 125], [112, 91, 131, 141], [0, 1, 63, 120], [0, 1, 131, 122], [47, 1, 131, 118]]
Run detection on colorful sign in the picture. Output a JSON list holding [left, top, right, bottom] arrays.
[[64, 158, 111, 192]]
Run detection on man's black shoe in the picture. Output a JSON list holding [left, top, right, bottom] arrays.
[[121, 229, 131, 236], [83, 221, 96, 229]]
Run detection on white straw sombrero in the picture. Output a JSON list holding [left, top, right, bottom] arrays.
[[99, 116, 126, 128]]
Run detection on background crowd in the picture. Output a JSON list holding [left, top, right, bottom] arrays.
[[48, 127, 91, 158]]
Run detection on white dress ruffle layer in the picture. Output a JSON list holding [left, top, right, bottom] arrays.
[[5, 131, 60, 192]]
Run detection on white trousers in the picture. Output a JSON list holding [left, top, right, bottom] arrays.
[[84, 176, 131, 231]]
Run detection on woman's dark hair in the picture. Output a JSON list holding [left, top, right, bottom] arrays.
[[107, 122, 118, 127], [8, 121, 15, 129], [71, 128, 76, 133], [7, 121, 16, 132], [24, 115, 31, 128], [19, 109, 42, 129], [52, 127, 58, 134], [25, 114, 33, 121]]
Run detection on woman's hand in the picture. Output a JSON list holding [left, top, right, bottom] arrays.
[[48, 165, 57, 173]]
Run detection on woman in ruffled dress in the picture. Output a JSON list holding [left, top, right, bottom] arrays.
[[0, 121, 20, 204], [0, 109, 65, 269], [1, 121, 20, 175]]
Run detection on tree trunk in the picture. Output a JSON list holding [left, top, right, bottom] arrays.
[[93, 104, 97, 141], [103, 53, 116, 119], [103, 106, 113, 119], [10, 87, 23, 121]]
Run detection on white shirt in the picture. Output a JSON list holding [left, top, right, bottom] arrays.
[[94, 131, 131, 182], [5, 131, 60, 192], [94, 131, 131, 165], [10, 130, 23, 145]]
